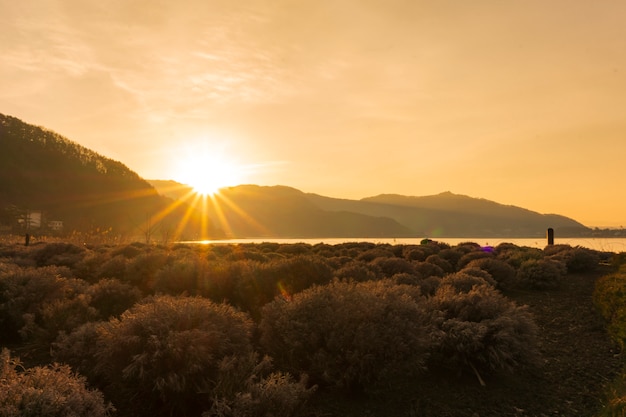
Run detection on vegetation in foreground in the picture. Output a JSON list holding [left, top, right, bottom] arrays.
[[0, 237, 621, 416]]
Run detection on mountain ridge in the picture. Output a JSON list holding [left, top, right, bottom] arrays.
[[149, 181, 589, 238], [0, 113, 590, 239]]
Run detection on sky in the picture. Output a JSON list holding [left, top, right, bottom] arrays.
[[2, 0, 626, 227]]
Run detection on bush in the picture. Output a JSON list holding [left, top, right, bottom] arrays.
[[465, 258, 516, 288], [0, 348, 114, 417], [610, 252, 626, 271], [594, 271, 626, 349], [123, 249, 169, 291], [52, 321, 104, 383], [275, 243, 312, 256], [260, 280, 433, 393], [94, 295, 255, 416], [437, 248, 465, 271], [334, 261, 377, 282], [370, 257, 416, 277], [262, 256, 333, 294], [459, 267, 497, 286], [425, 254, 454, 273], [427, 281, 541, 384], [499, 246, 543, 269], [440, 272, 495, 292], [25, 294, 97, 345], [516, 259, 565, 290], [356, 247, 394, 262], [413, 261, 446, 278], [403, 247, 428, 262], [95, 255, 127, 280], [457, 250, 494, 269], [151, 253, 209, 295], [204, 354, 315, 417], [0, 266, 93, 345], [228, 256, 333, 318], [111, 243, 144, 259], [32, 242, 87, 268], [561, 247, 601, 273], [88, 278, 142, 320]]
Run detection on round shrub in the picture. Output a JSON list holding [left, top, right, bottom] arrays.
[[334, 261, 377, 282], [0, 349, 114, 417], [52, 321, 104, 383], [325, 255, 353, 269], [228, 249, 270, 262], [95, 254, 127, 280], [111, 243, 144, 259], [459, 267, 497, 286], [370, 256, 416, 277], [427, 281, 540, 383], [276, 243, 312, 255], [465, 258, 516, 288], [457, 250, 494, 269], [0, 266, 93, 345], [204, 354, 315, 417], [152, 254, 209, 295], [440, 271, 495, 292], [259, 280, 433, 393], [425, 254, 454, 273], [593, 272, 626, 348], [32, 242, 87, 268], [499, 246, 544, 269], [94, 295, 254, 416], [393, 272, 422, 286], [516, 259, 566, 290], [437, 248, 465, 270], [542, 244, 573, 257], [403, 247, 428, 262], [88, 278, 143, 320], [413, 261, 446, 278], [27, 294, 97, 345], [261, 255, 333, 294], [561, 247, 600, 273], [356, 247, 394, 262], [123, 249, 169, 291], [227, 256, 333, 318]]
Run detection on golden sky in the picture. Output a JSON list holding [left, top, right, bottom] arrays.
[[2, 0, 626, 227]]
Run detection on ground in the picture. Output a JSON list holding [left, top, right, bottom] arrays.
[[312, 267, 623, 417]]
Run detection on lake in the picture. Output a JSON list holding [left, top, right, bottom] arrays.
[[185, 237, 626, 253]]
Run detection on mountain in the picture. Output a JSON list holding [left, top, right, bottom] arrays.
[[206, 185, 415, 238], [148, 181, 590, 238], [146, 182, 415, 238], [307, 192, 588, 237], [0, 113, 216, 240]]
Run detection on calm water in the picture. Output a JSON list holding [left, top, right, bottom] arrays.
[[187, 237, 626, 253]]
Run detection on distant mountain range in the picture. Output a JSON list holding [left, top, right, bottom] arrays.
[[0, 113, 591, 239], [148, 181, 590, 238]]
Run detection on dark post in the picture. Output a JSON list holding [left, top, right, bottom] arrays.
[[547, 228, 554, 245], [24, 233, 30, 247]]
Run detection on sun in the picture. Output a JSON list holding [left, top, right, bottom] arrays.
[[172, 147, 246, 196]]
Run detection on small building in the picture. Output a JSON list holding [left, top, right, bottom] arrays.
[[48, 220, 64, 231], [18, 210, 42, 229]]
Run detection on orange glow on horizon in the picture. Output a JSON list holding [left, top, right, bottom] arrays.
[[170, 142, 249, 197], [142, 181, 271, 242]]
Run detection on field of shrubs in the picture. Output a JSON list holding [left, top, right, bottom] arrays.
[[0, 237, 623, 416]]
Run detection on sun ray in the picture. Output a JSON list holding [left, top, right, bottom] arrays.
[[206, 191, 271, 238]]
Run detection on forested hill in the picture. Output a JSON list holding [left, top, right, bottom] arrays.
[[307, 191, 589, 237], [0, 113, 211, 239]]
